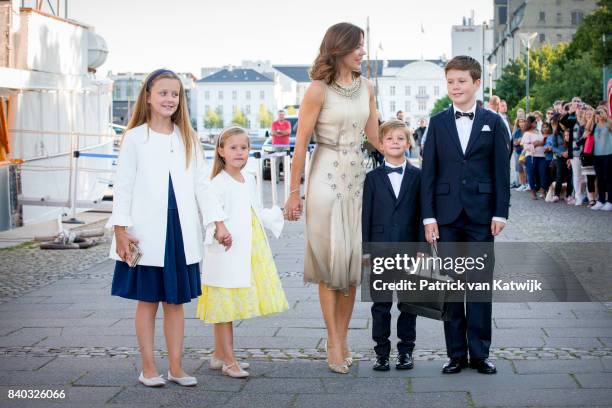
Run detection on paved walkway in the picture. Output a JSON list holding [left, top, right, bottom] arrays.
[[0, 184, 611, 407]]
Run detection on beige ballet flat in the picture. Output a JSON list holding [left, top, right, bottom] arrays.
[[209, 356, 249, 370], [222, 362, 250, 378]]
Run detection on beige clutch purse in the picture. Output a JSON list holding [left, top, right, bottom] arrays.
[[127, 242, 142, 268]]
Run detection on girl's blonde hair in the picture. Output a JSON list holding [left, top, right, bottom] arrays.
[[124, 69, 198, 168], [211, 126, 250, 179]]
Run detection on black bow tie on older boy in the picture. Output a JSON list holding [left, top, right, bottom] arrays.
[[455, 111, 474, 120], [384, 165, 403, 175]]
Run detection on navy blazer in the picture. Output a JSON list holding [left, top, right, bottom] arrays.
[[362, 163, 424, 243], [420, 106, 510, 226]]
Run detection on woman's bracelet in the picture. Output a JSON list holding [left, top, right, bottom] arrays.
[[290, 188, 300, 195]]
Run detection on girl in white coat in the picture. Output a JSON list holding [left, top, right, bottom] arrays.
[[107, 69, 232, 387], [197, 126, 289, 378]]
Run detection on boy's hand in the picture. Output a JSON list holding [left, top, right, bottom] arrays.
[[424, 223, 439, 244], [491, 220, 505, 236]]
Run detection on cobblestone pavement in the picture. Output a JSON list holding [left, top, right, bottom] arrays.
[[0, 184, 611, 407]]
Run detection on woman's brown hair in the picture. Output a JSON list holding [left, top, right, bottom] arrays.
[[124, 69, 198, 168], [310, 22, 364, 85], [211, 126, 250, 179]]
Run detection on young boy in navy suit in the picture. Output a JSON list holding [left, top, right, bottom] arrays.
[[362, 120, 423, 371], [421, 56, 510, 374]]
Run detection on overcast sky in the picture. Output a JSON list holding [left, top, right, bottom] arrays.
[[65, 0, 493, 76]]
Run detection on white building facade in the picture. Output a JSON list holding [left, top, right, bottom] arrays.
[[375, 60, 448, 127], [195, 68, 278, 132]]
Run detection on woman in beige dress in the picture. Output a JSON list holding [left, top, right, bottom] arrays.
[[284, 22, 380, 373]]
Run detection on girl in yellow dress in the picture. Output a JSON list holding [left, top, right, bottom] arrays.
[[197, 126, 289, 378]]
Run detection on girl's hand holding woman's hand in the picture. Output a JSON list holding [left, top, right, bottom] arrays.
[[115, 227, 139, 263], [283, 193, 303, 221], [214, 221, 232, 251]]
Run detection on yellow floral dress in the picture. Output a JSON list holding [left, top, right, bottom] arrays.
[[196, 210, 289, 324]]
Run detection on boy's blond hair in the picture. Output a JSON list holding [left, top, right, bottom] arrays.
[[378, 120, 412, 147]]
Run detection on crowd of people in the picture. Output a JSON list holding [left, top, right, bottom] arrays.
[[507, 97, 612, 210]]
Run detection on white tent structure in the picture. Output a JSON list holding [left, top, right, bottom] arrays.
[[0, 1, 113, 230]]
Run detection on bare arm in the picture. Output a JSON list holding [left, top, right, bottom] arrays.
[[284, 82, 324, 220], [289, 82, 324, 196], [364, 80, 381, 151]]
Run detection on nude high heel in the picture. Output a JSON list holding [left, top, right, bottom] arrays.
[[324, 339, 349, 374]]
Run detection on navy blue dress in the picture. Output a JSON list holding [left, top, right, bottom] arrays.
[[111, 176, 202, 304]]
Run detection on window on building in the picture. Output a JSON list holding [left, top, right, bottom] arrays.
[[498, 6, 507, 25], [232, 90, 237, 100], [113, 86, 120, 99], [390, 101, 396, 112], [405, 101, 411, 112], [260, 90, 265, 100], [390, 86, 396, 96], [539, 33, 546, 43], [557, 33, 563, 41], [418, 101, 427, 111], [571, 11, 584, 26], [434, 86, 440, 96], [539, 11, 545, 22], [218, 90, 223, 99], [217, 105, 223, 115], [418, 86, 426, 96], [405, 86, 411, 96], [204, 91, 210, 100], [204, 105, 210, 113], [556, 12, 562, 24], [126, 83, 132, 99]]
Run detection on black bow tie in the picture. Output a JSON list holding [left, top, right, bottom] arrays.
[[384, 165, 403, 175], [455, 111, 475, 120]]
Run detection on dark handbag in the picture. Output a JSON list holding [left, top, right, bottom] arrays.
[[580, 152, 593, 167], [398, 241, 452, 321]]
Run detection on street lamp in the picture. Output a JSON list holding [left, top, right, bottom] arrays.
[[519, 32, 538, 113], [487, 62, 497, 101]]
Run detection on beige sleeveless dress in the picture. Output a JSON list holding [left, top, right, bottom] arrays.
[[304, 78, 370, 293]]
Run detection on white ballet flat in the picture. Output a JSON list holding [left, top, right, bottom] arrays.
[[138, 372, 166, 387], [222, 362, 250, 378], [167, 371, 197, 387], [209, 356, 249, 370]]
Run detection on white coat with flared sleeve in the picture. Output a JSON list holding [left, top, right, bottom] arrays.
[[106, 123, 226, 267], [202, 170, 283, 288]]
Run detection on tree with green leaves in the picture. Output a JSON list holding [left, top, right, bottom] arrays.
[[565, 0, 612, 67], [431, 95, 452, 115], [231, 107, 248, 127], [257, 104, 273, 128], [203, 108, 221, 129]]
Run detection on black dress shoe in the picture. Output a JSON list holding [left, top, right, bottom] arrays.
[[441, 357, 468, 374], [372, 355, 390, 371], [395, 353, 414, 370], [470, 359, 497, 374]]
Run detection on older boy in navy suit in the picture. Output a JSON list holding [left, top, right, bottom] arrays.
[[421, 56, 510, 374], [362, 120, 423, 371]]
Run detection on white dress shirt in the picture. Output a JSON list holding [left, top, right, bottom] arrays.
[[423, 103, 506, 226], [384, 160, 406, 198]]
